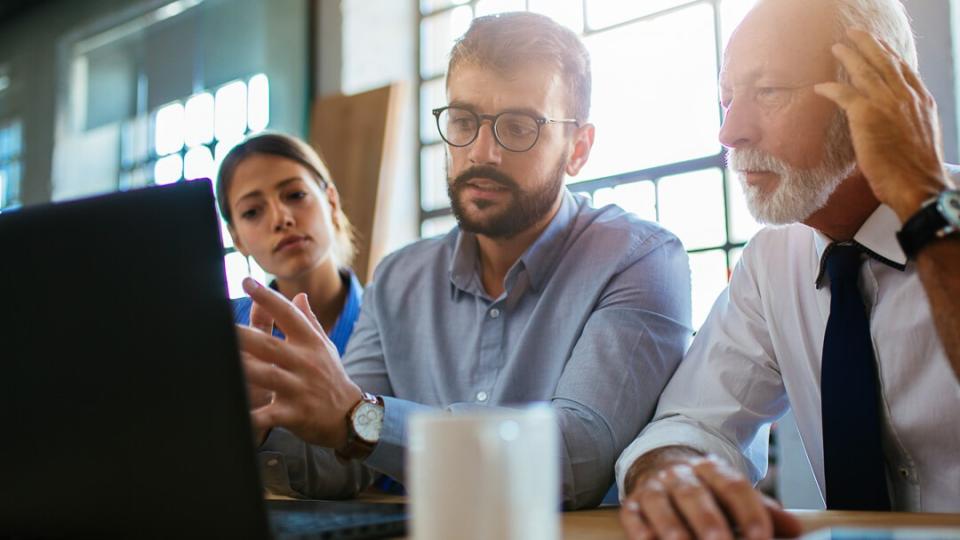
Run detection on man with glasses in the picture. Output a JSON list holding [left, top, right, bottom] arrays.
[[617, 0, 960, 538], [235, 11, 691, 509]]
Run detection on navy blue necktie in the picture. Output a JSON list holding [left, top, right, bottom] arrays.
[[821, 243, 891, 511]]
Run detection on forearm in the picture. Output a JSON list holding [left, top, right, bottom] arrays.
[[916, 237, 960, 381], [259, 428, 376, 499]]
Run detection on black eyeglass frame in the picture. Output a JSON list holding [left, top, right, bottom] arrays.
[[431, 105, 580, 153]]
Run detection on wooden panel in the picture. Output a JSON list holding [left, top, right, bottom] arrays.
[[309, 83, 405, 284]]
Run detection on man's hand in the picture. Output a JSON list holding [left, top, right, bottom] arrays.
[[619, 447, 803, 540], [815, 28, 952, 223], [236, 278, 363, 450]]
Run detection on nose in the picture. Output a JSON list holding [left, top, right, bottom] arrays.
[[269, 200, 294, 232], [467, 119, 502, 166], [718, 98, 760, 150]]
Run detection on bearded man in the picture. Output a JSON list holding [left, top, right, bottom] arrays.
[[234, 11, 691, 509], [616, 0, 960, 538]]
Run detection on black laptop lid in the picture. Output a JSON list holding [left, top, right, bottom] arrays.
[[0, 181, 270, 538]]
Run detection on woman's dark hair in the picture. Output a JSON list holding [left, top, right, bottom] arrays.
[[217, 132, 357, 266]]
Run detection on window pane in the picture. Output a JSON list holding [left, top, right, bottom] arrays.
[[220, 218, 234, 249], [726, 168, 762, 243], [184, 146, 215, 181], [8, 120, 22, 157], [586, 0, 688, 30], [613, 180, 656, 221], [215, 80, 248, 142], [579, 4, 720, 181], [0, 167, 5, 208], [184, 92, 215, 148], [248, 73, 270, 133], [224, 252, 250, 299], [658, 168, 726, 250], [154, 101, 185, 156], [590, 181, 657, 222], [689, 249, 728, 330], [421, 214, 458, 238], [475, 0, 525, 17], [421, 78, 446, 144], [529, 0, 584, 33], [421, 143, 449, 211], [421, 0, 470, 16], [420, 6, 473, 79], [154, 153, 183, 185]]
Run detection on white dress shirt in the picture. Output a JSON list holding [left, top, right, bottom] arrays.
[[616, 199, 960, 512]]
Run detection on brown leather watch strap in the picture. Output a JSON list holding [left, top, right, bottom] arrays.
[[334, 393, 382, 463]]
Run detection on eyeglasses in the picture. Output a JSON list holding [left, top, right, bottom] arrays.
[[432, 106, 580, 153]]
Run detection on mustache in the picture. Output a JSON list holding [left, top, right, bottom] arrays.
[[451, 166, 519, 191], [727, 148, 789, 176]]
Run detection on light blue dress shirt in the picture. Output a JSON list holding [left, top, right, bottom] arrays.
[[261, 191, 692, 509]]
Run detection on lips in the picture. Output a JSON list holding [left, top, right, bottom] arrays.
[[273, 235, 309, 253], [465, 179, 509, 192]]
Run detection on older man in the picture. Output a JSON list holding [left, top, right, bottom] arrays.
[[617, 0, 960, 538], [237, 12, 691, 509]]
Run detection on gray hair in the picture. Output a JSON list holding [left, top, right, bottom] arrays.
[[835, 0, 917, 71]]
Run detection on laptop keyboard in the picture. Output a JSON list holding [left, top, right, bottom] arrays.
[[269, 504, 407, 540]]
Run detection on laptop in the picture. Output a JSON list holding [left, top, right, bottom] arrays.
[[0, 180, 406, 539]]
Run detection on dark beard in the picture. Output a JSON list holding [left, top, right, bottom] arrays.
[[447, 158, 566, 239]]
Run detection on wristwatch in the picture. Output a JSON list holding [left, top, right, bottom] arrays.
[[896, 189, 960, 260], [335, 392, 384, 462]]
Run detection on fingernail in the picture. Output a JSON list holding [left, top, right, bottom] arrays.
[[242, 277, 260, 293], [748, 525, 767, 540], [625, 500, 640, 512], [704, 530, 724, 540]]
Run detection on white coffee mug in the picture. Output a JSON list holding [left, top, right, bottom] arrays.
[[407, 405, 560, 540]]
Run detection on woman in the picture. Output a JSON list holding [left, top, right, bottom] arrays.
[[216, 132, 361, 357]]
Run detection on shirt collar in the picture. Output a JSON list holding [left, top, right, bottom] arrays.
[[449, 190, 580, 296], [814, 204, 907, 288]]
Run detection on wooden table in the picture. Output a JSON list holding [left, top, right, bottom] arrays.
[[273, 493, 960, 538], [558, 507, 960, 539]]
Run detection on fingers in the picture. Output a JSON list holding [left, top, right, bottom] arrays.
[[292, 293, 323, 334], [635, 477, 695, 540], [620, 501, 656, 540], [693, 458, 772, 540], [762, 496, 804, 538], [829, 42, 893, 101], [242, 278, 313, 341], [814, 81, 862, 111], [236, 325, 299, 370], [844, 29, 907, 90], [239, 349, 300, 394], [248, 298, 275, 335]]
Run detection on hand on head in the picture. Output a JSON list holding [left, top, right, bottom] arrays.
[[619, 448, 803, 540], [236, 277, 363, 449], [815, 28, 952, 221]]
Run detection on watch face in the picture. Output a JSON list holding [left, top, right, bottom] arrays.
[[939, 190, 960, 228], [353, 401, 384, 443]]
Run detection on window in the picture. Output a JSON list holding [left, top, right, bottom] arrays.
[[121, 73, 271, 298], [0, 119, 23, 211], [418, 0, 762, 328]]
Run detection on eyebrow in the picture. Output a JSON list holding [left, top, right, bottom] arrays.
[[447, 100, 545, 119], [233, 177, 302, 206]]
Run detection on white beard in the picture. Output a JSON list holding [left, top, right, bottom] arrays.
[[728, 113, 857, 225]]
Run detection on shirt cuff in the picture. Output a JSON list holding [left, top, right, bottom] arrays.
[[614, 419, 752, 502], [363, 396, 434, 481]]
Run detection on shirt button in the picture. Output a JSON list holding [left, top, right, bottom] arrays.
[[267, 459, 279, 467], [476, 391, 488, 402], [899, 467, 911, 480], [489, 308, 501, 319]]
